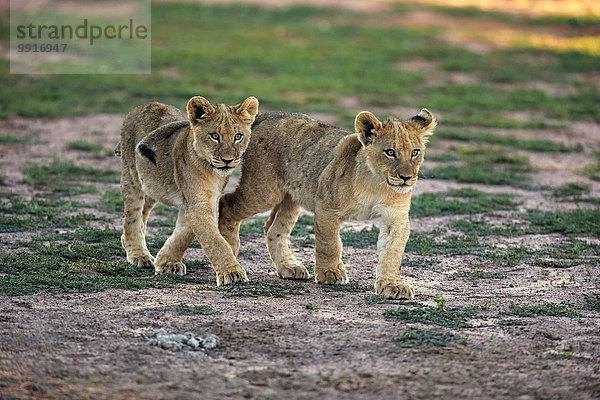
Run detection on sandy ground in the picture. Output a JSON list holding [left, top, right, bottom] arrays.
[[0, 109, 599, 399]]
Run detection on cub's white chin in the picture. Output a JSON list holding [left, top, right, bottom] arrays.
[[390, 184, 414, 194], [214, 167, 234, 177]]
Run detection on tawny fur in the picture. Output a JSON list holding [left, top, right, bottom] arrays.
[[116, 96, 258, 286], [219, 109, 436, 299]]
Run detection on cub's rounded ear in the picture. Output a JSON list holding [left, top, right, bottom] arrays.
[[235, 96, 259, 124], [355, 111, 382, 146], [411, 108, 437, 139], [187, 96, 215, 124]]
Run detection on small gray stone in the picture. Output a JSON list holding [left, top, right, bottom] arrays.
[[187, 338, 200, 349], [153, 328, 167, 337], [202, 334, 220, 349]]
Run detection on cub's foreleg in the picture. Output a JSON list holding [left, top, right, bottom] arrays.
[[120, 168, 155, 268], [375, 211, 415, 299], [154, 210, 195, 275], [177, 166, 247, 286], [313, 210, 348, 285]]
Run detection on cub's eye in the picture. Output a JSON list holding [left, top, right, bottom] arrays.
[[209, 132, 220, 142], [384, 149, 396, 158], [234, 133, 243, 142], [411, 149, 420, 158]]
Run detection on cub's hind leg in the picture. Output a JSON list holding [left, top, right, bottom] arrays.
[[219, 189, 282, 257], [154, 210, 195, 276], [120, 170, 154, 268], [264, 195, 309, 280]]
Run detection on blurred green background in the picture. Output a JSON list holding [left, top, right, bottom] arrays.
[[1, 0, 599, 128]]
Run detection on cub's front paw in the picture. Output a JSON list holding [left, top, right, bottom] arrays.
[[375, 280, 415, 300], [276, 262, 310, 280], [127, 253, 155, 269], [216, 264, 248, 286], [315, 262, 348, 285], [155, 261, 186, 276]]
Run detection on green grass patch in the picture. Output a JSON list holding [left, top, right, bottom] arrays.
[[0, 197, 106, 232], [407, 230, 487, 256], [523, 208, 600, 237], [0, 135, 42, 144], [435, 128, 582, 153], [498, 319, 531, 326], [449, 217, 525, 236], [214, 280, 308, 298], [580, 151, 600, 181], [552, 182, 590, 198], [411, 188, 521, 217], [450, 271, 506, 280], [395, 328, 465, 348], [340, 226, 379, 247], [583, 294, 600, 312], [322, 283, 372, 293], [384, 303, 476, 328], [0, 252, 178, 296], [506, 302, 581, 318], [175, 302, 219, 316], [66, 140, 105, 153], [23, 158, 119, 195], [239, 217, 267, 238], [422, 145, 532, 185], [97, 189, 123, 213]]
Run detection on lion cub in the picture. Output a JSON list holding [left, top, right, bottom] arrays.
[[117, 96, 258, 285], [219, 109, 435, 299]]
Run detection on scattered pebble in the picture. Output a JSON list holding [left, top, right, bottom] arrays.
[[145, 328, 220, 358]]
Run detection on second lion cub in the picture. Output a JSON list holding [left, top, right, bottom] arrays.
[[118, 96, 258, 285], [219, 109, 436, 299]]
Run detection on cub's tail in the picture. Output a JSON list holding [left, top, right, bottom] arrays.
[[114, 142, 122, 157]]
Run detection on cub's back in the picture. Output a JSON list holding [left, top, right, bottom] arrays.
[[245, 112, 350, 205]]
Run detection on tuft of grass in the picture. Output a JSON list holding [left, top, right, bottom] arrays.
[[175, 303, 219, 316], [66, 140, 105, 153], [523, 209, 600, 237], [395, 328, 465, 348], [0, 135, 42, 144], [239, 217, 267, 238], [506, 302, 581, 318], [450, 271, 506, 280], [0, 197, 106, 232], [498, 319, 530, 326], [583, 294, 600, 312], [0, 252, 176, 296], [407, 230, 487, 256], [435, 128, 582, 153], [97, 190, 123, 213], [422, 145, 533, 186], [23, 158, 119, 195], [384, 303, 475, 328], [449, 218, 525, 236], [411, 188, 521, 217], [214, 280, 308, 298], [580, 151, 600, 181], [552, 182, 590, 198], [322, 283, 373, 293], [340, 226, 379, 247]]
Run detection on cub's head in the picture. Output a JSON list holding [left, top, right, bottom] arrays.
[[355, 108, 436, 194], [186, 95, 259, 176]]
